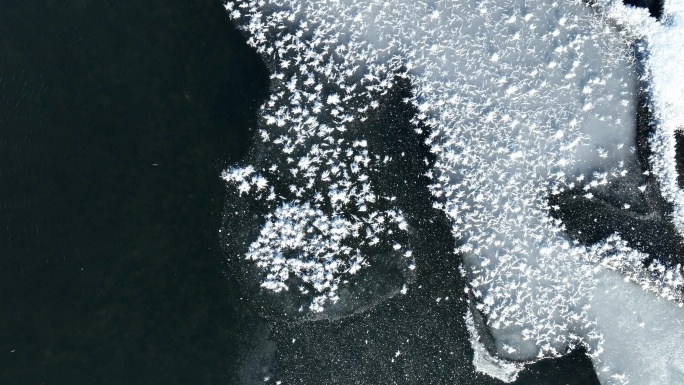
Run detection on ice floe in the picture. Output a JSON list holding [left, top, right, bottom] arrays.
[[223, 0, 684, 382]]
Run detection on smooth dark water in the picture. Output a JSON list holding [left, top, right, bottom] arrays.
[[0, 1, 637, 384], [0, 1, 267, 383]]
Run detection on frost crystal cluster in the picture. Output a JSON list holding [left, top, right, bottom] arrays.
[[220, 3, 415, 313], [223, 0, 684, 383], [598, 0, 684, 237]]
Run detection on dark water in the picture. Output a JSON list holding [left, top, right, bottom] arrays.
[[623, 0, 663, 19], [0, 1, 267, 383], [0, 0, 642, 384]]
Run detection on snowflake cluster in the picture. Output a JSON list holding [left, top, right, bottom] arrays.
[[223, 0, 684, 382], [596, 0, 684, 239], [223, 0, 414, 313]]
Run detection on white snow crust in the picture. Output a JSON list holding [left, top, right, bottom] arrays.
[[589, 269, 684, 385], [597, 0, 684, 236], [223, 0, 684, 383], [466, 309, 524, 383]]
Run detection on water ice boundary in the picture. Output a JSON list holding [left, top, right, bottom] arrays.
[[222, 0, 684, 383], [598, 0, 684, 237]]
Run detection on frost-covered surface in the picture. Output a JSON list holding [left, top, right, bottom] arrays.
[[223, 0, 684, 383], [222, 144, 413, 313], [597, 0, 684, 236], [588, 269, 684, 385], [585, 234, 684, 303], [465, 309, 524, 383]]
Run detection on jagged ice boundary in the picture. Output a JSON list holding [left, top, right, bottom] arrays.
[[222, 0, 684, 383]]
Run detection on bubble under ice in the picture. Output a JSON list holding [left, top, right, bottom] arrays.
[[223, 0, 684, 383]]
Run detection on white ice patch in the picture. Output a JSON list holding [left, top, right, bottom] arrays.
[[598, 0, 684, 237], [588, 269, 684, 385], [224, 0, 684, 382], [466, 309, 524, 383]]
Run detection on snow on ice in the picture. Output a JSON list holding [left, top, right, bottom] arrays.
[[223, 0, 684, 383]]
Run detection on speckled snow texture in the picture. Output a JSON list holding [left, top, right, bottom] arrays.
[[223, 0, 684, 383], [598, 0, 684, 237]]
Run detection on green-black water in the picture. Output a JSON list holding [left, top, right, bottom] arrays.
[[0, 1, 266, 383]]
